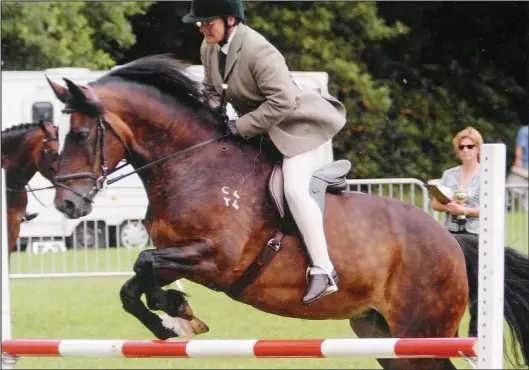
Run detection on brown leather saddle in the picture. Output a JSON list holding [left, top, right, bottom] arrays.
[[227, 159, 352, 299]]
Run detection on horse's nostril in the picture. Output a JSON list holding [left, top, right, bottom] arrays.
[[60, 199, 76, 214]]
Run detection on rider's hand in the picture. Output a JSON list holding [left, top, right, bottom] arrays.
[[227, 120, 239, 136]]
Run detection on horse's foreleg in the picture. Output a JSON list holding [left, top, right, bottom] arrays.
[[131, 245, 212, 337], [119, 275, 183, 339]]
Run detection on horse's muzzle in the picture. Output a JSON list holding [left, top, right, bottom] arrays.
[[56, 198, 92, 219]]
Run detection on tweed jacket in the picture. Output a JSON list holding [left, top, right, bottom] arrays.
[[200, 24, 346, 157]]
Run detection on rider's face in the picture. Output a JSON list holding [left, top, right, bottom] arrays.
[[198, 16, 235, 44], [199, 18, 225, 44]]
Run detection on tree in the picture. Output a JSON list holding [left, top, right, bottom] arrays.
[[119, 2, 203, 65], [1, 2, 152, 70], [244, 1, 409, 177], [362, 2, 528, 179]]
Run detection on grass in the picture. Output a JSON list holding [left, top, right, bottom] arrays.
[[9, 277, 476, 370], [6, 209, 528, 369]]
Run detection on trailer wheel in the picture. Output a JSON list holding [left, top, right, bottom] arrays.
[[73, 222, 106, 250], [119, 220, 150, 249]]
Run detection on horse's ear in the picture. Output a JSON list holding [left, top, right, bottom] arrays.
[[63, 78, 87, 103], [46, 75, 68, 103]]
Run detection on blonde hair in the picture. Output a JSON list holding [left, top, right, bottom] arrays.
[[452, 126, 484, 154]]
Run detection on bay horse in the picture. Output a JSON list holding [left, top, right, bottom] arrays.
[[1, 121, 59, 255], [47, 55, 528, 370]]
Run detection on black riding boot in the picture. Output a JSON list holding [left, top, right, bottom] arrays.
[[302, 269, 339, 304]]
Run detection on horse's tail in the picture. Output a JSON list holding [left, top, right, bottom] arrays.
[[455, 233, 529, 368]]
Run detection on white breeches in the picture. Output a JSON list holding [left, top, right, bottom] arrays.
[[283, 140, 334, 275]]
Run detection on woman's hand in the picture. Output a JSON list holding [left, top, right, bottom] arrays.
[[444, 201, 466, 216]]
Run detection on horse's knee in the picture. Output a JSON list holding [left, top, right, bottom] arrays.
[[133, 249, 155, 276], [120, 279, 142, 314]]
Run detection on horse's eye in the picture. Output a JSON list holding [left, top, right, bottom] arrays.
[[72, 131, 90, 144]]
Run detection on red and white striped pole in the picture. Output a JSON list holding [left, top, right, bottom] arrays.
[[2, 338, 477, 359]]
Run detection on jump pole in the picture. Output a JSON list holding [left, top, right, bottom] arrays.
[[1, 145, 507, 367], [477, 143, 505, 369]]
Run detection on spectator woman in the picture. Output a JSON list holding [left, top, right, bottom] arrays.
[[432, 126, 483, 235], [431, 126, 484, 337]]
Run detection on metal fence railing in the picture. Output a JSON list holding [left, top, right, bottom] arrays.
[[9, 179, 528, 279]]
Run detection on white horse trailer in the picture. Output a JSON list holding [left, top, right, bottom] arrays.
[[2, 65, 333, 252]]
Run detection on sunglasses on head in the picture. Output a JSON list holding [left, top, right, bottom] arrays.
[[459, 144, 476, 150]]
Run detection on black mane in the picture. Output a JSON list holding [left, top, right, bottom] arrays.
[[93, 54, 220, 123], [1, 121, 53, 141]]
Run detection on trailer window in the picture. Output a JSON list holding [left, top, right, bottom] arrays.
[[32, 102, 54, 123]]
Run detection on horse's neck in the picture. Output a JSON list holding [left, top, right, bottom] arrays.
[[2, 132, 40, 186], [133, 134, 275, 219]]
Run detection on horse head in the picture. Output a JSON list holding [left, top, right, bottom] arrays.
[[47, 55, 225, 219], [1, 120, 59, 182]]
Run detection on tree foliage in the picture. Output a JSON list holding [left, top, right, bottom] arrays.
[[1, 2, 152, 70], [2, 1, 526, 181], [243, 2, 527, 180]]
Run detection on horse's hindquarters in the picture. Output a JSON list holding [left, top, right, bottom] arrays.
[[322, 192, 468, 337]]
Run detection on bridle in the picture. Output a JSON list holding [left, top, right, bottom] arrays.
[[54, 84, 228, 203], [39, 122, 60, 178], [53, 102, 133, 203]]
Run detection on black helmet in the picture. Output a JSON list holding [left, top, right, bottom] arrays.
[[182, 0, 244, 24]]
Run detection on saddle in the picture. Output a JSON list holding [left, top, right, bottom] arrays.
[[268, 159, 352, 219], [227, 159, 352, 299]]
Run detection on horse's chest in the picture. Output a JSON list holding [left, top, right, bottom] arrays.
[[147, 219, 184, 248]]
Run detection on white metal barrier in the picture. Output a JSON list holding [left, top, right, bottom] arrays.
[[8, 177, 528, 280], [346, 178, 429, 212]]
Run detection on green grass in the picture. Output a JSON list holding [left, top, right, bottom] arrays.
[[7, 210, 527, 369], [9, 277, 476, 370]]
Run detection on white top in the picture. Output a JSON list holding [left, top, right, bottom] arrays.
[[440, 165, 480, 234]]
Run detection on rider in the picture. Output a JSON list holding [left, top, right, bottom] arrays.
[[182, 0, 347, 304]]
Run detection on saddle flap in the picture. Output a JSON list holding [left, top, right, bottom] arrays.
[[268, 163, 285, 218], [313, 160, 351, 183]]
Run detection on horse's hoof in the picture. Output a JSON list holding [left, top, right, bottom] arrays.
[[189, 316, 209, 335], [158, 314, 209, 338]]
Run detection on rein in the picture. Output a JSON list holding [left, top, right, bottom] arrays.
[[53, 82, 229, 203], [107, 135, 227, 186], [55, 109, 228, 202]]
